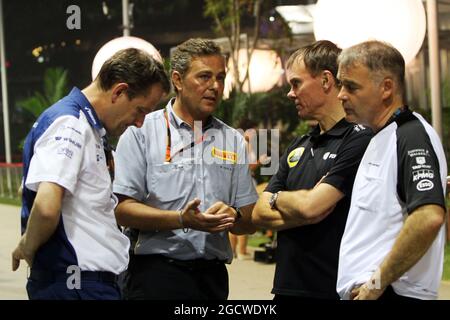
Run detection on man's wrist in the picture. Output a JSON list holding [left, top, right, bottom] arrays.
[[178, 210, 189, 233], [20, 235, 36, 258], [231, 206, 242, 220]]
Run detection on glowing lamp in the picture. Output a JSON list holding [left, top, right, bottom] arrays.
[[313, 0, 426, 64], [224, 49, 283, 97], [91, 36, 162, 80]]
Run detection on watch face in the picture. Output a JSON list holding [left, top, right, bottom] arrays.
[[269, 193, 277, 208]]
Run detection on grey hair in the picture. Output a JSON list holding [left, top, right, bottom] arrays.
[[170, 38, 222, 93], [338, 40, 405, 95]]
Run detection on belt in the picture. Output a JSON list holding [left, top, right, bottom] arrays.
[[132, 254, 225, 270], [29, 269, 118, 283]]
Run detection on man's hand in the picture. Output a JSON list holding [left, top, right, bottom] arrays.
[[12, 236, 34, 271], [350, 280, 385, 300], [204, 201, 238, 219], [181, 199, 235, 233]]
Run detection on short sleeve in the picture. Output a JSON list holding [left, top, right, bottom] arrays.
[[25, 116, 87, 194], [322, 127, 373, 196], [396, 121, 446, 214], [113, 126, 148, 201]]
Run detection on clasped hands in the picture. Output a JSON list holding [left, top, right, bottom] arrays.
[[180, 198, 239, 233]]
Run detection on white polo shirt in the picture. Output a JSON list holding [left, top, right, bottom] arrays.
[[337, 110, 447, 300], [22, 87, 130, 274]]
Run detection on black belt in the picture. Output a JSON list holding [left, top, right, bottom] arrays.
[[29, 269, 118, 283], [132, 254, 225, 270]]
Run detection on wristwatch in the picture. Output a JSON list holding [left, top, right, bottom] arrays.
[[269, 191, 281, 210], [231, 206, 242, 220]]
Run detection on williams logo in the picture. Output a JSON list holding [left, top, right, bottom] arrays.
[[416, 179, 434, 191]]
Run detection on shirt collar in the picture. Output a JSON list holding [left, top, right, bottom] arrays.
[[167, 98, 186, 128], [166, 98, 217, 131], [68, 87, 106, 137], [380, 105, 410, 131], [309, 118, 350, 138]]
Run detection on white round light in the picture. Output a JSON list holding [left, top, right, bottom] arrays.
[[313, 0, 426, 64], [91, 36, 163, 80], [224, 49, 283, 97]]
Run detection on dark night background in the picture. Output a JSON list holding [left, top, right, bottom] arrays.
[[0, 0, 316, 160]]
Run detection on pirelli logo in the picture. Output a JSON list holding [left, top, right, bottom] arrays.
[[211, 147, 237, 163]]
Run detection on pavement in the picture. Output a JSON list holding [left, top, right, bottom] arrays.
[[0, 203, 449, 300]]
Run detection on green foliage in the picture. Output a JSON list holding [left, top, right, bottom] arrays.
[[18, 67, 68, 118], [443, 77, 450, 109], [204, 0, 254, 36], [0, 197, 21, 207], [214, 86, 309, 184], [215, 86, 302, 149], [204, 0, 231, 35], [443, 242, 450, 281]]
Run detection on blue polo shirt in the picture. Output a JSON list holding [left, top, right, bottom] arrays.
[[113, 99, 258, 262]]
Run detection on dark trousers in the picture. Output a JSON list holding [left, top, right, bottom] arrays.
[[26, 269, 121, 300], [123, 254, 229, 300]]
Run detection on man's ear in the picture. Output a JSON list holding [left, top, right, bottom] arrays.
[[172, 71, 183, 93], [111, 83, 129, 103], [321, 70, 334, 91], [381, 77, 394, 100]]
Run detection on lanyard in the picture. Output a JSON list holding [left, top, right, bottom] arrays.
[[102, 136, 115, 181], [163, 108, 208, 163]]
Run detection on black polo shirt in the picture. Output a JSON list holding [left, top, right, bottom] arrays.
[[265, 118, 373, 299]]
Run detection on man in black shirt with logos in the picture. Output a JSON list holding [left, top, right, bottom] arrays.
[[252, 40, 373, 300]]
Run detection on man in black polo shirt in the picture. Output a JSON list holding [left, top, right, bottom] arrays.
[[252, 40, 373, 300]]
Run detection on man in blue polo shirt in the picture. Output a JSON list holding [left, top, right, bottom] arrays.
[[12, 48, 170, 300], [113, 38, 258, 300]]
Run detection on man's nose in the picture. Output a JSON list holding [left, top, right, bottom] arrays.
[[287, 88, 296, 100], [337, 88, 347, 101], [134, 115, 145, 128], [209, 76, 223, 91]]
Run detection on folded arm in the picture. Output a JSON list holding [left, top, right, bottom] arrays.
[[252, 183, 344, 231]]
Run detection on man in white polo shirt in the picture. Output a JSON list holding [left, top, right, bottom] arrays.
[[336, 40, 447, 300], [12, 48, 170, 300]]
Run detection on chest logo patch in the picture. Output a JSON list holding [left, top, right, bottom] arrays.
[[287, 147, 305, 168], [212, 147, 237, 163]]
